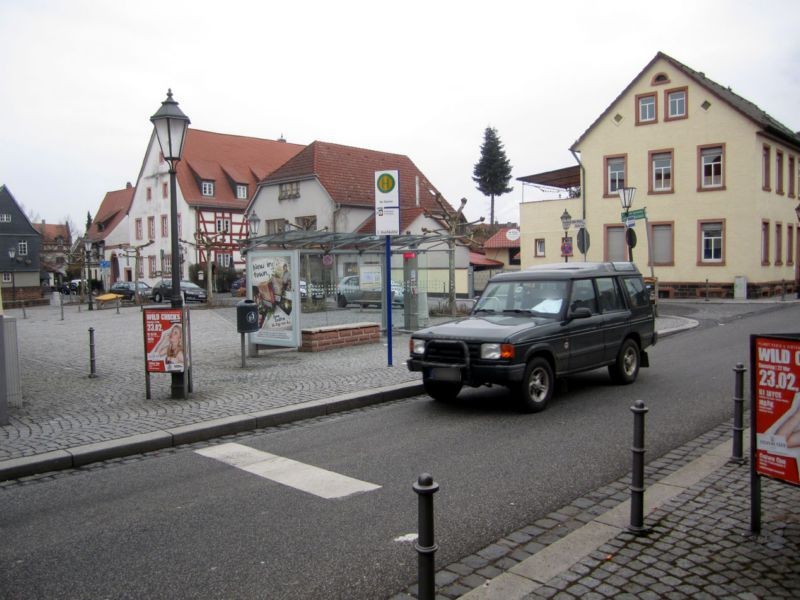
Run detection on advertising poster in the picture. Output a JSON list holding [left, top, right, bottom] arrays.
[[144, 308, 186, 373], [248, 250, 299, 347], [751, 334, 800, 486]]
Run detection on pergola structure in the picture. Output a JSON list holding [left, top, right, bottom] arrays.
[[239, 230, 459, 256]]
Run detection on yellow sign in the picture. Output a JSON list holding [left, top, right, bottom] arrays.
[[377, 173, 396, 193]]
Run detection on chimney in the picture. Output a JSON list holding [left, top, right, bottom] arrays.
[[126, 181, 133, 189]]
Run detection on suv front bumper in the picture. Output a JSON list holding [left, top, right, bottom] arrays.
[[407, 357, 526, 386]]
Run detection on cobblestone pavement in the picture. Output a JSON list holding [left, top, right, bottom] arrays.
[[389, 422, 800, 600], [0, 300, 425, 460]]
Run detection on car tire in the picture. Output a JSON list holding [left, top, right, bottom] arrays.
[[609, 338, 640, 384], [423, 378, 462, 402], [519, 357, 554, 413], [337, 294, 347, 308], [153, 292, 162, 303]]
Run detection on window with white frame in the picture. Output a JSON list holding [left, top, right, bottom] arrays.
[[606, 226, 627, 262], [606, 156, 626, 195], [17, 240, 28, 256], [700, 222, 723, 263], [650, 224, 673, 265], [637, 94, 656, 124], [3, 273, 10, 283], [0, 213, 10, 222], [278, 181, 300, 200], [265, 218, 287, 234], [535, 239, 545, 257], [236, 184, 248, 200], [666, 88, 687, 120], [201, 181, 215, 197], [148, 255, 157, 277], [216, 253, 232, 267], [216, 218, 231, 233], [700, 146, 724, 189], [651, 151, 673, 192]]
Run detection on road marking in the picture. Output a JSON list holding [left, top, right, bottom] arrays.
[[195, 442, 381, 499]]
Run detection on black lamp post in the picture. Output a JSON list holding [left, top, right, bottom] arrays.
[[618, 187, 637, 262], [151, 89, 190, 399], [247, 210, 261, 242], [7, 247, 17, 302], [560, 209, 572, 263], [83, 238, 94, 311]]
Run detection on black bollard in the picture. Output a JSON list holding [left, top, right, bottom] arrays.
[[629, 400, 649, 535], [704, 278, 709, 302], [88, 327, 97, 378], [731, 363, 747, 464], [413, 473, 439, 600]]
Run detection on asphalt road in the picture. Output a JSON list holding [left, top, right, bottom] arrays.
[[1, 303, 797, 599]]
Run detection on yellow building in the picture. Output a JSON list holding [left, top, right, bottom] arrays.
[[521, 52, 800, 299]]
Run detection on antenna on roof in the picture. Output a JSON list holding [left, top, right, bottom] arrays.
[[278, 133, 286, 143]]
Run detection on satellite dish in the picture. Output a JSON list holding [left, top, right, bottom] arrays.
[[505, 229, 521, 241]]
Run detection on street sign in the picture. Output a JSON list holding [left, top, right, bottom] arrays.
[[626, 218, 636, 228], [576, 227, 590, 254], [375, 170, 400, 235], [571, 219, 585, 228], [620, 208, 647, 222]]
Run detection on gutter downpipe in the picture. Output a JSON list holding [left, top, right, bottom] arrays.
[[570, 149, 587, 261]]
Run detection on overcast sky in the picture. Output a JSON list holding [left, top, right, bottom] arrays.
[[1, 0, 798, 235]]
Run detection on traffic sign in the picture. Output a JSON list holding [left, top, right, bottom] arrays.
[[620, 208, 647, 222], [571, 219, 585, 228]]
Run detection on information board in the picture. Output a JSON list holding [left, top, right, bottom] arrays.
[[144, 308, 186, 373], [751, 333, 800, 486]]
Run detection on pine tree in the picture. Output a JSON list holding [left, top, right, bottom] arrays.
[[472, 126, 513, 227]]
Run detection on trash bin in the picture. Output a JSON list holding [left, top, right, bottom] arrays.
[[236, 299, 259, 333]]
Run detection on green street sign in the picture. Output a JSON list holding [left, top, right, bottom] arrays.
[[620, 208, 647, 221]]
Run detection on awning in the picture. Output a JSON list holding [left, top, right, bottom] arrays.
[[517, 165, 580, 190]]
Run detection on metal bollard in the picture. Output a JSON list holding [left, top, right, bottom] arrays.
[[781, 279, 786, 302], [21, 301, 27, 319], [88, 327, 97, 378], [629, 400, 649, 535], [116, 298, 120, 314], [704, 279, 709, 302], [60, 293, 64, 321], [413, 473, 440, 600], [731, 363, 747, 464]]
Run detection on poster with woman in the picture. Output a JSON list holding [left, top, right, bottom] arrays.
[[143, 308, 186, 373], [247, 250, 299, 347]]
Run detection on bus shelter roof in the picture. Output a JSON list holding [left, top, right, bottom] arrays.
[[240, 230, 457, 255]]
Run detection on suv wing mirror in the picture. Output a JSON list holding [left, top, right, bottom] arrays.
[[568, 307, 592, 320]]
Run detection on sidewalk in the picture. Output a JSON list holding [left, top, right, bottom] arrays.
[[1, 300, 797, 598]]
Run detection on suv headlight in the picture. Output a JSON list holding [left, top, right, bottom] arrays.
[[481, 343, 515, 360], [410, 339, 426, 355]]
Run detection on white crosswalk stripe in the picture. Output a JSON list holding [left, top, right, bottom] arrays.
[[195, 442, 381, 499]]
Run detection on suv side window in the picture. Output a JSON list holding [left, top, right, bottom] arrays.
[[596, 277, 624, 312], [623, 277, 649, 308], [569, 279, 598, 314]]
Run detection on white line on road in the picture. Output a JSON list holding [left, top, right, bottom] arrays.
[[195, 442, 381, 499]]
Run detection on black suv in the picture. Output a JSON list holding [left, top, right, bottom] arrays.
[[407, 262, 656, 412]]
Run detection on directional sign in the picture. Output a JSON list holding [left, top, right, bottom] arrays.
[[620, 208, 647, 222], [570, 219, 585, 228]]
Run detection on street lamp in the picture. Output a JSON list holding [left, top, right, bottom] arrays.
[[151, 89, 190, 399], [83, 238, 94, 311], [247, 210, 261, 240], [560, 209, 572, 263], [7, 246, 16, 302], [618, 187, 637, 262]]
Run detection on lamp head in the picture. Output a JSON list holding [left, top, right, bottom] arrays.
[[150, 89, 191, 166], [247, 211, 261, 236], [618, 187, 636, 210], [560, 208, 572, 232]]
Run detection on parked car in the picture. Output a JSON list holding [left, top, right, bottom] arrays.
[[150, 279, 208, 303], [109, 281, 152, 301], [336, 276, 404, 307], [407, 262, 656, 413], [230, 276, 247, 297], [299, 279, 325, 300]]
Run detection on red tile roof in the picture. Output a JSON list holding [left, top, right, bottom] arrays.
[[176, 129, 305, 210], [33, 222, 71, 243], [261, 140, 452, 214], [484, 226, 520, 248], [88, 183, 135, 241], [470, 252, 504, 267]]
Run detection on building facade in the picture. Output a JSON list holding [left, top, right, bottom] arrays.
[[32, 220, 72, 289], [86, 182, 135, 289], [0, 185, 43, 305], [128, 129, 304, 286], [520, 52, 800, 298]]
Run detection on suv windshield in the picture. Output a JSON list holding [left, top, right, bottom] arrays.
[[474, 280, 568, 317]]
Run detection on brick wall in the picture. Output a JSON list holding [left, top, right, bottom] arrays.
[[299, 322, 380, 352]]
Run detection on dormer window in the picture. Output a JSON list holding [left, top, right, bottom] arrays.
[[279, 181, 300, 200], [236, 184, 248, 200], [0, 213, 10, 222], [201, 181, 215, 196]]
